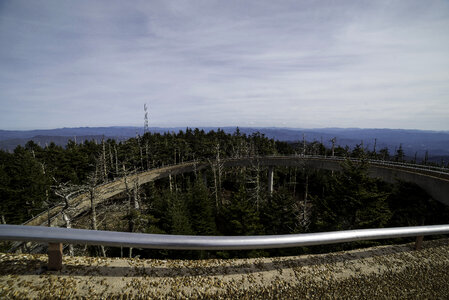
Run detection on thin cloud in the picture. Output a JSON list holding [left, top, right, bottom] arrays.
[[0, 0, 448, 130]]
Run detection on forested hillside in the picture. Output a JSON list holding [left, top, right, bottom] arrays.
[[2, 127, 449, 163], [1, 128, 448, 258]]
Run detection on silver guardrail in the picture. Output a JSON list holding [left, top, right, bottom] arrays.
[[1, 224, 448, 250]]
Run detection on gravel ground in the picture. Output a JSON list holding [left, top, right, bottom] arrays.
[[0, 238, 448, 299]]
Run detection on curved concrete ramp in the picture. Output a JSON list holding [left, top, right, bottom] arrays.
[[24, 156, 449, 229], [24, 161, 209, 228], [223, 156, 449, 205]]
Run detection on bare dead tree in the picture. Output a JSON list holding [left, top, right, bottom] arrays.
[[241, 139, 249, 158], [247, 160, 262, 211], [137, 134, 144, 171], [145, 140, 150, 170], [114, 145, 119, 176], [101, 138, 108, 182], [121, 163, 132, 257], [304, 174, 308, 215], [302, 174, 311, 230], [209, 142, 224, 210], [216, 143, 224, 198], [121, 163, 141, 257], [292, 172, 311, 231], [108, 142, 114, 177], [331, 137, 336, 157], [37, 162, 53, 227], [302, 133, 306, 157], [122, 164, 132, 227], [209, 160, 219, 208], [192, 158, 199, 179], [132, 178, 141, 210], [52, 181, 87, 256], [249, 139, 257, 157], [87, 164, 106, 257]]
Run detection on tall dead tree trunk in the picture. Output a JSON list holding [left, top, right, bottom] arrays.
[[209, 142, 224, 210], [169, 173, 173, 193], [145, 141, 150, 170], [108, 143, 114, 177], [133, 179, 140, 210], [139, 137, 144, 170], [122, 164, 134, 258], [89, 187, 105, 257], [114, 145, 119, 176], [53, 182, 85, 256], [122, 164, 132, 231], [45, 190, 50, 227], [302, 174, 311, 230], [304, 174, 308, 214], [302, 134, 306, 156], [102, 138, 107, 182], [246, 157, 262, 210], [88, 165, 106, 257], [62, 212, 74, 256], [331, 137, 336, 157], [39, 162, 52, 227], [210, 161, 219, 209]]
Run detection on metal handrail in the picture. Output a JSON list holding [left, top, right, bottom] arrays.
[[265, 155, 448, 173], [1, 224, 448, 250]]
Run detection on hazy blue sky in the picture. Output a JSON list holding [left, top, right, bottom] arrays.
[[1, 0, 448, 130]]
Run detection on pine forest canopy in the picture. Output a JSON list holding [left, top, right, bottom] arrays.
[[0, 128, 448, 259]]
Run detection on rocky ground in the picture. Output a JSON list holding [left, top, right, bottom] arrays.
[[1, 238, 448, 299]]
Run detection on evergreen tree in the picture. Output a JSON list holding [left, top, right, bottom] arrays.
[[218, 185, 262, 235], [261, 188, 297, 234], [186, 178, 216, 235], [313, 159, 391, 231], [379, 147, 390, 161], [387, 181, 449, 226], [169, 192, 194, 235], [395, 144, 405, 162], [351, 143, 366, 159]]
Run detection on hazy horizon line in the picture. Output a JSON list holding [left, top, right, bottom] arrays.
[[1, 125, 448, 133]]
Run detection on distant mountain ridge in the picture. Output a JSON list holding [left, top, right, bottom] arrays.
[[1, 126, 448, 162]]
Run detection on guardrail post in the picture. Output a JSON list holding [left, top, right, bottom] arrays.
[[48, 243, 63, 270], [415, 236, 424, 250]]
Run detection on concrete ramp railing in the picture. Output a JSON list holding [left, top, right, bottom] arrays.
[[1, 224, 449, 270]]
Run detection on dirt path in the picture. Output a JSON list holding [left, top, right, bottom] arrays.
[[1, 238, 448, 299]]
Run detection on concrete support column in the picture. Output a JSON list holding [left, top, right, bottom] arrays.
[[48, 243, 63, 271], [268, 166, 274, 195]]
